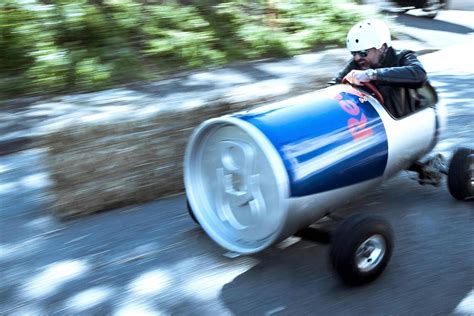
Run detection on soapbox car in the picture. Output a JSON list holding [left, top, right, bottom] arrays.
[[184, 82, 473, 285]]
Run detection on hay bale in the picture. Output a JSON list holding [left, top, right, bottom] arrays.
[[39, 89, 269, 217], [38, 51, 341, 218]]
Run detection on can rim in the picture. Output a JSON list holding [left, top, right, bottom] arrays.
[[184, 116, 290, 254]]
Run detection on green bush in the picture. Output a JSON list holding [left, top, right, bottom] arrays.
[[141, 5, 225, 69], [0, 0, 374, 99]]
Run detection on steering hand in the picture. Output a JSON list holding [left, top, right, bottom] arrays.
[[343, 70, 373, 86]]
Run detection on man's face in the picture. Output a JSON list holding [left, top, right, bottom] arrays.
[[352, 47, 382, 70]]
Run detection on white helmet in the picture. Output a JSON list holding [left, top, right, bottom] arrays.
[[346, 19, 391, 52]]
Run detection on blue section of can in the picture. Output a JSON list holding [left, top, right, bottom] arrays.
[[234, 85, 388, 197]]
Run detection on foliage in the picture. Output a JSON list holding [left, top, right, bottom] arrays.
[[0, 0, 373, 98]]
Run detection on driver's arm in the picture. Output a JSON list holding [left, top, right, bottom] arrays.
[[374, 50, 427, 88], [327, 60, 358, 86]]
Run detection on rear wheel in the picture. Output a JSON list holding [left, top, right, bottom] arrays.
[[422, 0, 443, 18], [330, 213, 394, 286], [447, 147, 474, 201]]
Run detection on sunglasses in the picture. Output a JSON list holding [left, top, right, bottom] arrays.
[[351, 50, 369, 58]]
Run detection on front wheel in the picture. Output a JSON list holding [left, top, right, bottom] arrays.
[[330, 213, 394, 286], [447, 147, 474, 201]]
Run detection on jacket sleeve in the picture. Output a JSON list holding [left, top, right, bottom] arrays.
[[327, 59, 357, 86], [375, 50, 427, 88]]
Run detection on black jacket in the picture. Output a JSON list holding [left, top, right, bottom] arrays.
[[330, 47, 433, 118]]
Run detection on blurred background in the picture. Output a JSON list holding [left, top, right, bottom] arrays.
[[1, 0, 473, 315], [1, 0, 379, 98]]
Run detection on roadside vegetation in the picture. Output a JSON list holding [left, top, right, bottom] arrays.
[[0, 0, 375, 98]]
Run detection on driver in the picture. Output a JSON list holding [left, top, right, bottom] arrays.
[[329, 19, 434, 118]]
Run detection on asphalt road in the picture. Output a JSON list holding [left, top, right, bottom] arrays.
[[1, 7, 473, 316]]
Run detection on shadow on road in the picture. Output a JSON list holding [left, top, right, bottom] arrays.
[[220, 173, 473, 315]]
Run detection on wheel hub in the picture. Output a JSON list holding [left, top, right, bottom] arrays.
[[356, 235, 386, 272]]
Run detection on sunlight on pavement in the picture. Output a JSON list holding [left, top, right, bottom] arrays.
[[186, 70, 253, 87], [81, 112, 114, 123], [420, 41, 474, 74], [112, 269, 172, 315], [64, 286, 115, 313], [0, 182, 17, 195], [454, 289, 474, 314], [23, 216, 55, 230], [182, 98, 205, 110], [114, 302, 165, 316], [8, 304, 45, 316], [19, 173, 52, 190], [127, 270, 172, 297], [225, 79, 292, 104], [293, 53, 324, 65], [139, 106, 161, 116], [80, 89, 148, 105], [0, 163, 10, 173], [22, 259, 90, 300], [0, 172, 51, 196], [0, 236, 44, 261], [111, 256, 259, 314], [182, 257, 259, 301], [0, 245, 8, 259]]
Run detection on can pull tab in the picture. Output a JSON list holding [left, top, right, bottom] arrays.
[[216, 140, 266, 230]]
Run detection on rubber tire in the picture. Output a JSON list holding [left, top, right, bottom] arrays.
[[422, 0, 444, 19], [447, 147, 474, 201], [186, 199, 199, 225], [423, 10, 438, 19], [330, 213, 394, 286]]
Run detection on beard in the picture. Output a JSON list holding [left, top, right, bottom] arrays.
[[357, 59, 370, 70]]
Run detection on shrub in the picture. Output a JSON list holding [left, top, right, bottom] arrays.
[[0, 0, 374, 99]]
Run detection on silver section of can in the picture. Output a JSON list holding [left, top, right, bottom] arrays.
[[184, 116, 290, 254], [361, 92, 438, 179], [434, 101, 448, 144], [286, 177, 382, 231]]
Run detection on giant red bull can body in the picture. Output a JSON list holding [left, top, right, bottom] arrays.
[[184, 84, 439, 254]]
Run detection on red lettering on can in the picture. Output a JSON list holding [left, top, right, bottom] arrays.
[[339, 99, 360, 116], [337, 95, 373, 141], [348, 114, 373, 141]]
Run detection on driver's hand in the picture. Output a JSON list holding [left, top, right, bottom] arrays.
[[344, 70, 371, 86]]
